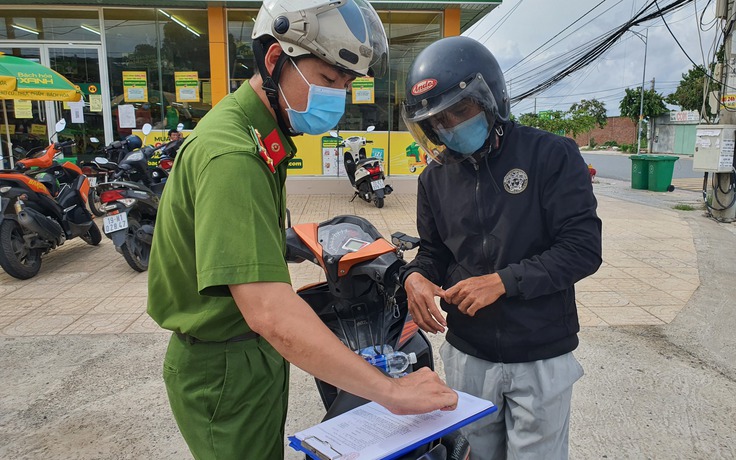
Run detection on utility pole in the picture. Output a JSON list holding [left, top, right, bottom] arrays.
[[636, 28, 648, 153], [648, 77, 655, 153], [699, 0, 736, 222]]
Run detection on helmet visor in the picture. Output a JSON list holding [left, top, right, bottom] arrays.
[[401, 74, 498, 164], [336, 0, 388, 77]]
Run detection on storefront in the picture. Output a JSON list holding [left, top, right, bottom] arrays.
[[0, 1, 498, 174]]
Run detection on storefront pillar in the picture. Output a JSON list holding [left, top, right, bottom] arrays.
[[208, 5, 229, 106], [444, 8, 461, 36]]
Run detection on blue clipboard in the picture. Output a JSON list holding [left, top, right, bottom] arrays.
[[288, 403, 497, 460]]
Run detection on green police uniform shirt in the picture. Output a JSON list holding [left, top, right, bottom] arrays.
[[147, 82, 296, 342]]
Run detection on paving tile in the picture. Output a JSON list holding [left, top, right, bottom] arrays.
[[2, 314, 79, 336], [59, 313, 141, 335], [588, 307, 665, 326], [578, 307, 606, 327], [92, 296, 147, 315], [124, 313, 165, 334], [0, 299, 47, 316], [576, 291, 633, 307], [642, 305, 683, 323], [627, 290, 684, 307]]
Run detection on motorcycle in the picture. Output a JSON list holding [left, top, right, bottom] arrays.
[[285, 214, 470, 460], [81, 136, 137, 217], [95, 124, 171, 272], [332, 126, 393, 208], [0, 119, 102, 280]]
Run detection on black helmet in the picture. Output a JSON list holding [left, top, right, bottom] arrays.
[[401, 36, 510, 164], [35, 172, 60, 196], [124, 135, 142, 151]]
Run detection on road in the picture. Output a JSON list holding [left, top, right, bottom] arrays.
[[581, 151, 700, 181]]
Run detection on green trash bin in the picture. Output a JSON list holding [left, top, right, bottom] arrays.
[[647, 155, 678, 192], [629, 154, 650, 190]]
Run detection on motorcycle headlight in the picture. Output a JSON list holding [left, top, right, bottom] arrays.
[[0, 186, 10, 194]]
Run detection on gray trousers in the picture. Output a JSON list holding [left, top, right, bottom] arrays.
[[441, 342, 584, 460]]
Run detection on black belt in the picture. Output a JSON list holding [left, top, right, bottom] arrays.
[[176, 331, 259, 345]]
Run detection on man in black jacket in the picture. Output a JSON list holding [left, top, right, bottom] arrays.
[[400, 36, 602, 459]]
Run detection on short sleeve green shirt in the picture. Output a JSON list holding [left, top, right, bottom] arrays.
[[147, 82, 296, 341]]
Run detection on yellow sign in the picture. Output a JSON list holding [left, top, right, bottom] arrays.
[[1, 124, 15, 135], [351, 77, 375, 104], [89, 94, 103, 112], [14, 99, 32, 118], [31, 124, 47, 135], [722, 94, 736, 109], [123, 71, 148, 102], [88, 84, 98, 94], [175, 71, 199, 102]]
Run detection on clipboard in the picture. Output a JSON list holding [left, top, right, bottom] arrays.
[[288, 390, 497, 460]]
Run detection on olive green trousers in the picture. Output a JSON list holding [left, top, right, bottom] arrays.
[[163, 333, 290, 460]]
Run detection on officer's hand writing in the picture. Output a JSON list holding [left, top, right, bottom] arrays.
[[405, 272, 446, 333], [383, 367, 458, 415], [442, 273, 506, 317]]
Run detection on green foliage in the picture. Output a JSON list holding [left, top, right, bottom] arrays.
[[621, 144, 632, 152], [517, 98, 607, 137], [665, 66, 708, 113], [588, 137, 597, 148], [619, 87, 668, 124], [673, 203, 696, 211], [603, 140, 618, 147]]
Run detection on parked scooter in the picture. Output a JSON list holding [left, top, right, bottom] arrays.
[[332, 126, 392, 208], [285, 214, 470, 460], [0, 119, 102, 280], [95, 124, 170, 272], [81, 135, 141, 217]]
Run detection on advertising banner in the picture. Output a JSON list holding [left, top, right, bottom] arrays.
[[123, 71, 148, 102]]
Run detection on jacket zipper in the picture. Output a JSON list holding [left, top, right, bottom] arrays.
[[473, 162, 503, 362]]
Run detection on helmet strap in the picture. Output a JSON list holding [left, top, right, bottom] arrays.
[[253, 39, 300, 137]]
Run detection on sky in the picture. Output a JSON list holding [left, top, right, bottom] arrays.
[[463, 0, 720, 116]]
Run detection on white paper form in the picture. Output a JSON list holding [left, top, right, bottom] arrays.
[[291, 390, 496, 460]]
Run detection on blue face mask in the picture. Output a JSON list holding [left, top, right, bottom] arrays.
[[436, 112, 490, 156], [281, 60, 347, 135]]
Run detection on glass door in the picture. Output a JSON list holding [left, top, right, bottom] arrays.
[[46, 45, 111, 164], [0, 46, 47, 168], [0, 44, 111, 167]]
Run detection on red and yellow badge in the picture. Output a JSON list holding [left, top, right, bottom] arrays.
[[250, 126, 287, 174]]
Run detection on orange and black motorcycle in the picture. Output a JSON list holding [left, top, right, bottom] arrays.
[[0, 136, 101, 279], [286, 215, 470, 460]]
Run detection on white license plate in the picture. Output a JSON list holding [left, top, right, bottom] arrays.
[[371, 179, 385, 191], [88, 177, 97, 187], [103, 213, 129, 234]]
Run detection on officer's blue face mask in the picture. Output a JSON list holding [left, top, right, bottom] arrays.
[[280, 59, 347, 135], [436, 112, 490, 156]]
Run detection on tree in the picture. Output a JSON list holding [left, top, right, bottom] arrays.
[[619, 87, 668, 124], [516, 98, 607, 137], [666, 65, 714, 114]]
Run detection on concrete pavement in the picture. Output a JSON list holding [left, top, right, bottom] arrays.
[[1, 176, 734, 459]]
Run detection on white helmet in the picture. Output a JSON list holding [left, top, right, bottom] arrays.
[[252, 0, 388, 78]]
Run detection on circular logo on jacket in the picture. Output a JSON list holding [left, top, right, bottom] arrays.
[[503, 168, 528, 194]]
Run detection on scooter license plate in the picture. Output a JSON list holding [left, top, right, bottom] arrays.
[[88, 177, 97, 187], [103, 212, 128, 234], [371, 179, 384, 191]]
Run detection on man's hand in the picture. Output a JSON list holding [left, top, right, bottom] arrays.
[[442, 273, 506, 317], [404, 272, 446, 334], [382, 367, 458, 415]]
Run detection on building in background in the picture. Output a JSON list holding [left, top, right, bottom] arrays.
[[0, 1, 498, 175]]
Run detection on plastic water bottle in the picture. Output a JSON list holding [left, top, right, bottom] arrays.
[[362, 350, 417, 375]]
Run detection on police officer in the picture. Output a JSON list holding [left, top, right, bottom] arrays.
[[147, 1, 458, 459], [400, 36, 602, 459]]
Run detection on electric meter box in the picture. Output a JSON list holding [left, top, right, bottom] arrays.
[[694, 124, 736, 172]]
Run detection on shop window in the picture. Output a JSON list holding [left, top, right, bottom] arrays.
[[103, 8, 211, 140], [0, 9, 100, 42], [227, 10, 258, 92]]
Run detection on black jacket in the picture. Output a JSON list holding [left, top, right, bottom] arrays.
[[400, 122, 602, 363]]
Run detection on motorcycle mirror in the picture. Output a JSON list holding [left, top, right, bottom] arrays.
[[94, 157, 109, 165], [55, 119, 67, 133], [142, 123, 153, 136], [366, 126, 375, 132], [329, 130, 339, 138], [176, 123, 184, 132], [89, 137, 100, 144]]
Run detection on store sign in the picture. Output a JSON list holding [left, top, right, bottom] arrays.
[[14, 100, 32, 118], [288, 158, 303, 169], [352, 77, 374, 104], [669, 110, 698, 122], [122, 71, 148, 102], [721, 94, 736, 109], [175, 71, 199, 102]]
